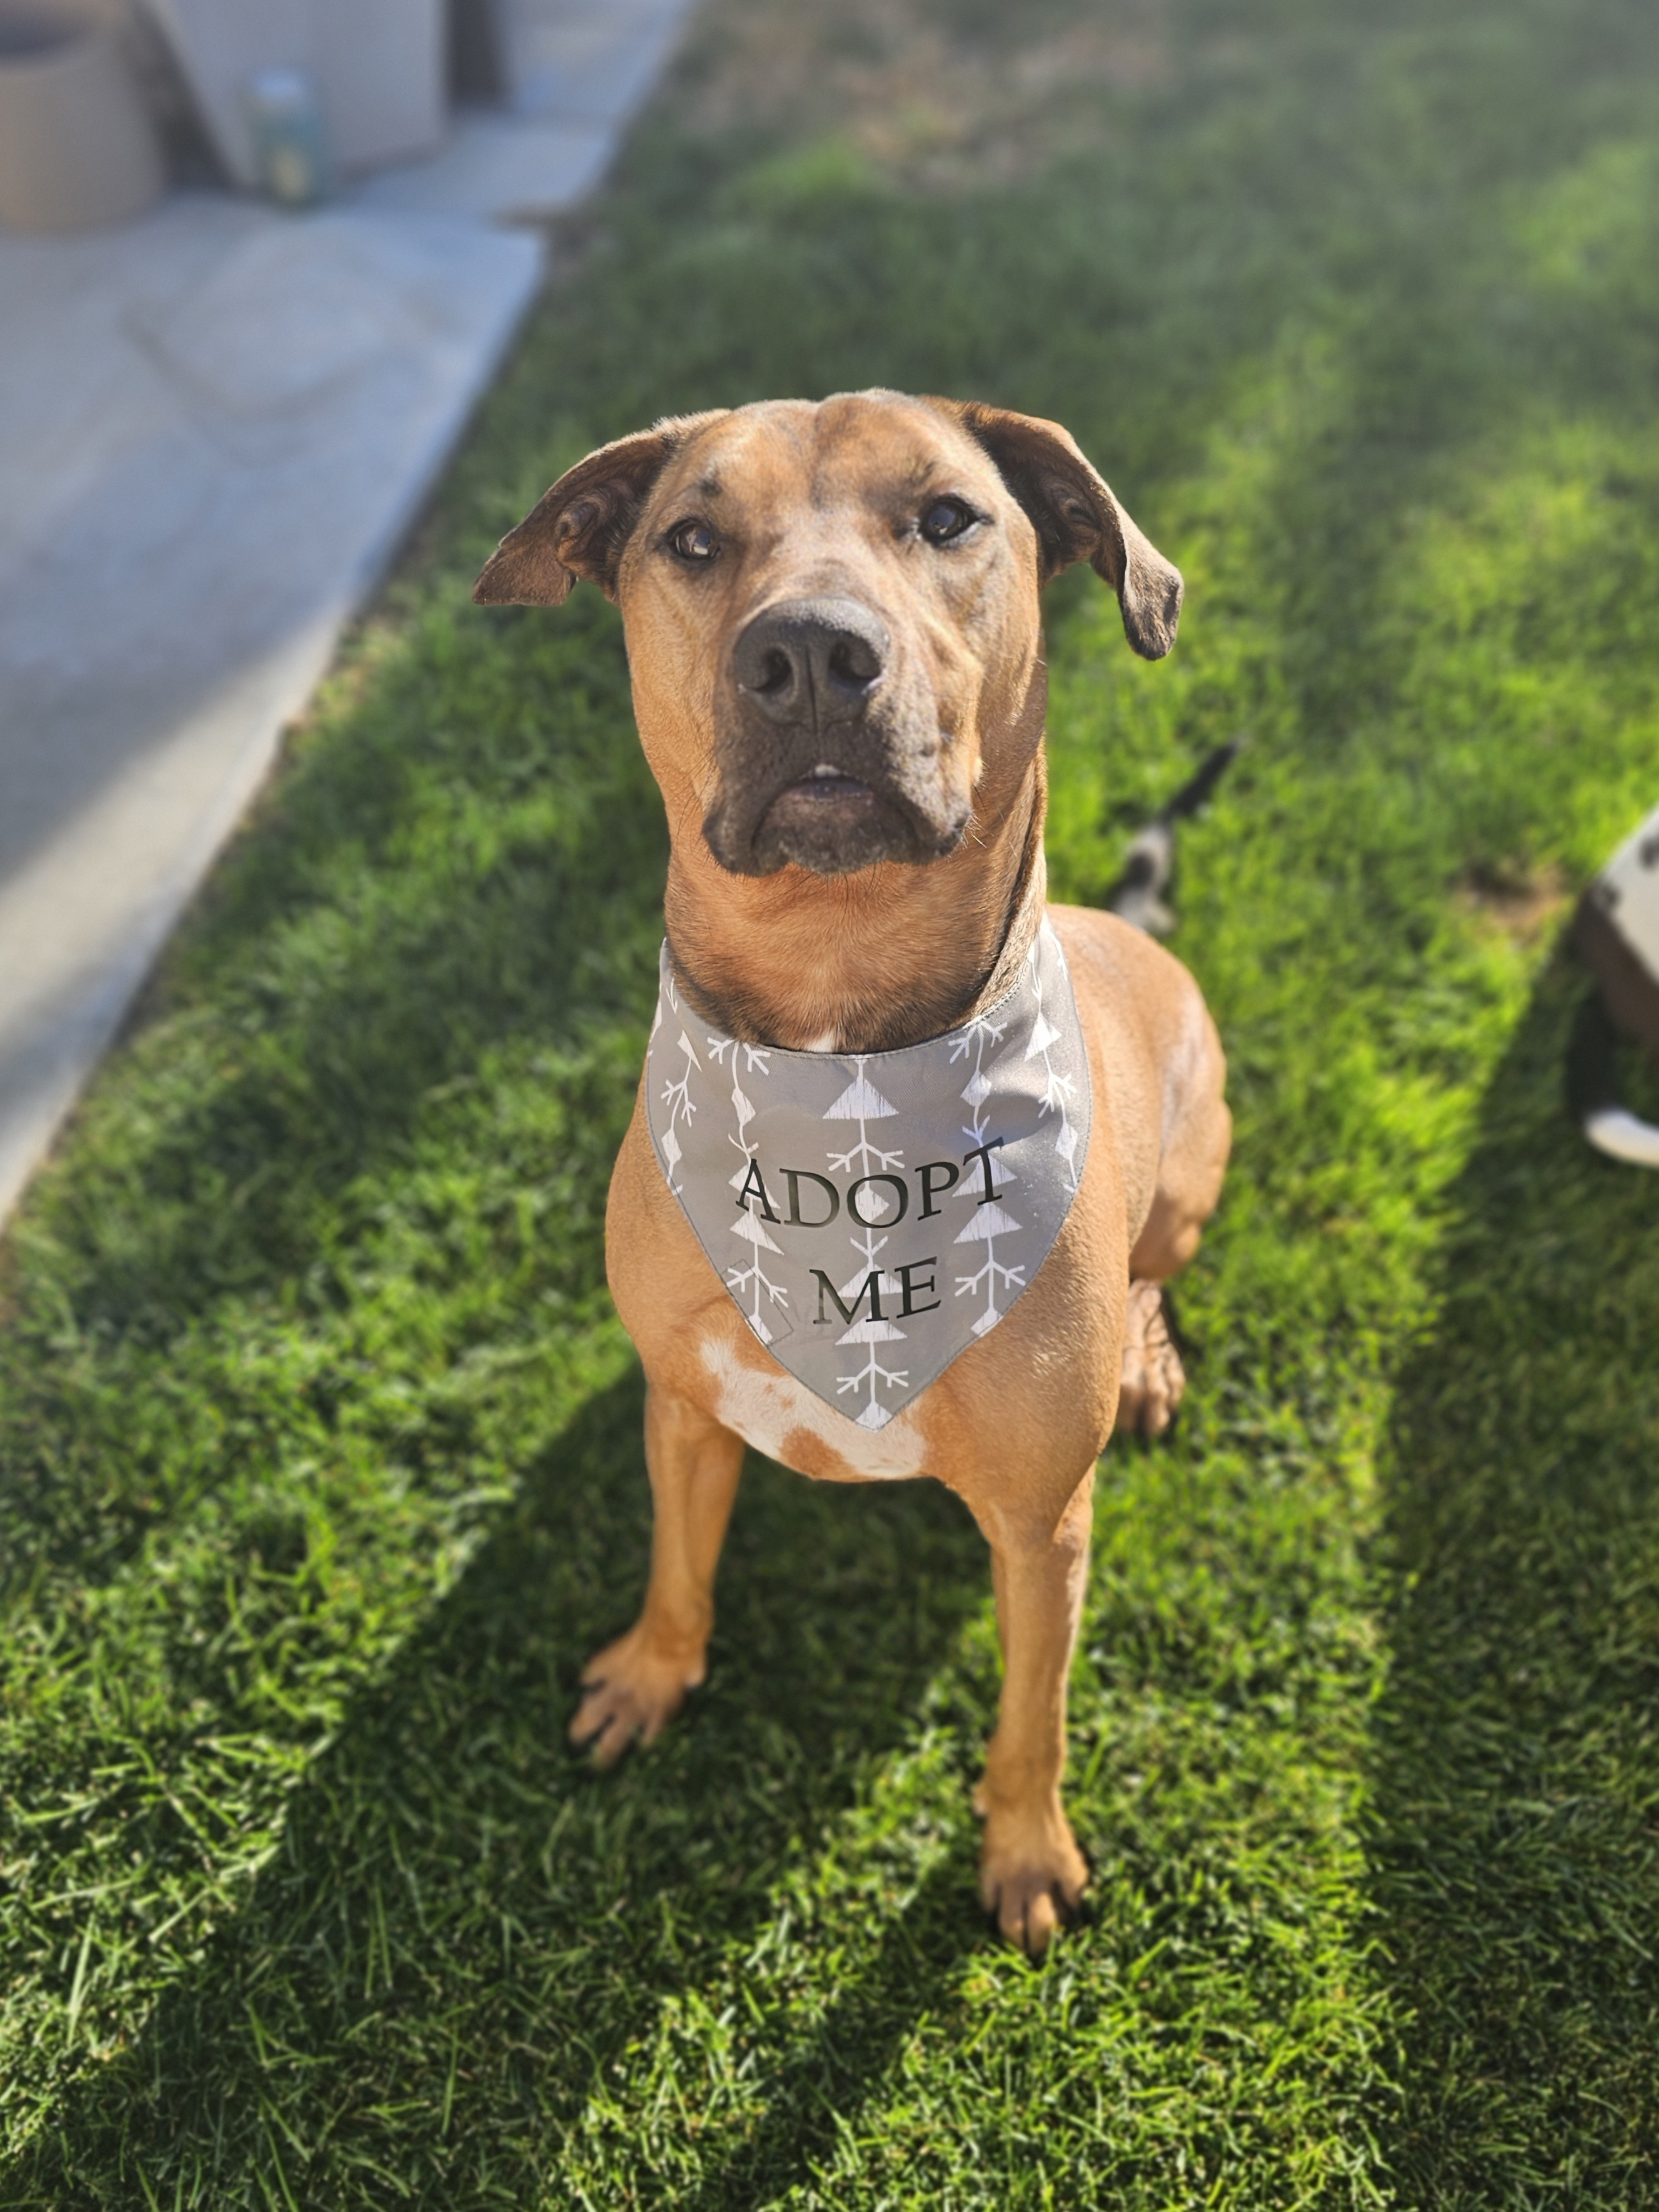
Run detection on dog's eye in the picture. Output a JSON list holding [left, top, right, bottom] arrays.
[[667, 518, 720, 563], [919, 498, 977, 545]]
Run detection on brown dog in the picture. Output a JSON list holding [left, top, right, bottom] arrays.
[[475, 391, 1229, 1954]]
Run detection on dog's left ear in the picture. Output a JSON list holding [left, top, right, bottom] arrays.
[[473, 411, 728, 606], [929, 399, 1183, 659]]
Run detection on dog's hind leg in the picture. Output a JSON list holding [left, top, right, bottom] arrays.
[[1118, 984, 1230, 1438], [964, 1466, 1096, 1954], [568, 1383, 744, 1766], [1130, 988, 1230, 1284], [1115, 1277, 1185, 1438]]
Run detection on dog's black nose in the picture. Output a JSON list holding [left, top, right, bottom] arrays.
[[732, 597, 889, 726]]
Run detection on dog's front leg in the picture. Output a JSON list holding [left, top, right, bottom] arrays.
[[968, 1467, 1095, 1954], [568, 1382, 744, 1766]]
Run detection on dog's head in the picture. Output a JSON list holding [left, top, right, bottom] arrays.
[[475, 391, 1181, 879]]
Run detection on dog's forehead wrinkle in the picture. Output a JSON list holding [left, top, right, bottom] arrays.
[[678, 406, 811, 488], [898, 449, 954, 495], [811, 417, 961, 509]]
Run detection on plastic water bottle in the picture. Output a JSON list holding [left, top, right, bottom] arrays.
[[244, 66, 333, 207]]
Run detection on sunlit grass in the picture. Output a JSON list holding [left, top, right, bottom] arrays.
[[5, 0, 1659, 2201]]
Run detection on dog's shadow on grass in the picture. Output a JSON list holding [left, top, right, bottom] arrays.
[[17, 1368, 994, 2206], [1368, 949, 1659, 2199]]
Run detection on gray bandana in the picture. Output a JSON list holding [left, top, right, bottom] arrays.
[[644, 916, 1092, 1431]]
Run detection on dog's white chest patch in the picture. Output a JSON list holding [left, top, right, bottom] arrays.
[[645, 916, 1091, 1433], [700, 1334, 927, 1479]]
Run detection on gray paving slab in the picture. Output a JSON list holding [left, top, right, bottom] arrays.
[[0, 198, 543, 1224], [0, 4, 701, 1231], [351, 109, 613, 221], [499, 0, 693, 123], [356, 0, 698, 221]]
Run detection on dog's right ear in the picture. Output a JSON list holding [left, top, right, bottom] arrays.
[[473, 411, 727, 606]]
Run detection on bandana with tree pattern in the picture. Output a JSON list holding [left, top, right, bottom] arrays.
[[644, 916, 1092, 1429]]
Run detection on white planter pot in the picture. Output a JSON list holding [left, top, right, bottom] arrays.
[[0, 10, 164, 231], [146, 0, 446, 188]]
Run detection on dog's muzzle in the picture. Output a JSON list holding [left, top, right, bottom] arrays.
[[701, 596, 970, 877]]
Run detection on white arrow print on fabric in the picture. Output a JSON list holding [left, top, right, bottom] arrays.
[[708, 1034, 788, 1343], [729, 1206, 789, 1343], [954, 1199, 1028, 1336], [950, 1007, 1016, 1193], [824, 1063, 903, 1177], [836, 1219, 908, 1429], [948, 1000, 1026, 1334], [658, 1012, 700, 1196], [823, 1058, 908, 1428], [1025, 924, 1081, 1192]]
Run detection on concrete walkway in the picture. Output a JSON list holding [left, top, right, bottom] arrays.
[[0, 0, 696, 1229]]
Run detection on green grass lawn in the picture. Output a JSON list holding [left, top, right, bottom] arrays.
[[6, 0, 1659, 2201]]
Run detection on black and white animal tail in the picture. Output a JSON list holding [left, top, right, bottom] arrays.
[[1105, 740, 1241, 936]]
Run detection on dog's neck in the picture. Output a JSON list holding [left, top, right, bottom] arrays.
[[663, 753, 1049, 1054]]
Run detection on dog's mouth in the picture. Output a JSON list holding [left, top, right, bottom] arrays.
[[764, 765, 880, 831], [747, 766, 893, 877], [704, 756, 966, 878]]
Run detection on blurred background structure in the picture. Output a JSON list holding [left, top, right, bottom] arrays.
[[0, 0, 693, 1225]]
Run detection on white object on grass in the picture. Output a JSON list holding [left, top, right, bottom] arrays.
[[1589, 798, 1659, 978], [1584, 1105, 1659, 1168]]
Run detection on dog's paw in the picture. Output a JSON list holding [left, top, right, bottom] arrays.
[[567, 1626, 705, 1768], [1115, 1278, 1185, 1439], [974, 1790, 1090, 1956]]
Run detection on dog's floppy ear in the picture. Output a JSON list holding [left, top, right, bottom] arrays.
[[473, 411, 728, 606], [929, 399, 1183, 659]]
